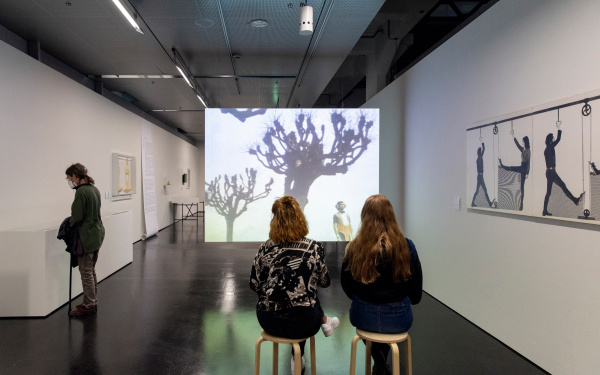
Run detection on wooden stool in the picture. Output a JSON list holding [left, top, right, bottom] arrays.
[[350, 329, 411, 375], [255, 329, 316, 375]]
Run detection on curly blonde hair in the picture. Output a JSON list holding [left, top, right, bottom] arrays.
[[344, 194, 411, 284], [269, 196, 308, 243]]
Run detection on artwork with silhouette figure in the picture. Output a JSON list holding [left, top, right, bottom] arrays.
[[205, 108, 379, 242], [542, 130, 584, 217], [498, 136, 530, 210], [471, 143, 497, 208], [333, 201, 353, 241], [466, 93, 600, 223]]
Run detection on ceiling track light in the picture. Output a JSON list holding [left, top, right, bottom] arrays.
[[172, 48, 210, 108], [111, 0, 144, 34], [175, 65, 193, 88]]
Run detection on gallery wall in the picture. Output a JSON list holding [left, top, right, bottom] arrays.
[[369, 0, 600, 373], [0, 39, 203, 241]]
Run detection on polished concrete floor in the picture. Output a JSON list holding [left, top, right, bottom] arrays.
[[0, 220, 549, 374]]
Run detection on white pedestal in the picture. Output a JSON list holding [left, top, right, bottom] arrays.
[[0, 210, 133, 317]]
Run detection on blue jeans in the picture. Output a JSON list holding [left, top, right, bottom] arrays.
[[350, 295, 413, 333], [350, 296, 413, 373]]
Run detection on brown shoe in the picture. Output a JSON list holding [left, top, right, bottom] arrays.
[[69, 305, 97, 317], [76, 303, 98, 310]]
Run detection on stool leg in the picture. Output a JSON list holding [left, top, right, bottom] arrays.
[[406, 335, 412, 375], [350, 335, 361, 375], [292, 342, 302, 375], [255, 336, 266, 375], [365, 340, 372, 375], [272, 342, 278, 375], [390, 343, 400, 375], [310, 336, 316, 375]]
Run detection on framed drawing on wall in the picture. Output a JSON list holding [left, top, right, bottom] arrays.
[[112, 153, 136, 197]]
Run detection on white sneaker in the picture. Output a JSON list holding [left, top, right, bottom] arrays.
[[321, 316, 340, 337], [290, 356, 305, 375]]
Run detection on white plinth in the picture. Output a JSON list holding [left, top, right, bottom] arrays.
[[0, 210, 133, 317]]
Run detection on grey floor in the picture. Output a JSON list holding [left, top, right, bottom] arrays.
[[0, 219, 549, 374]]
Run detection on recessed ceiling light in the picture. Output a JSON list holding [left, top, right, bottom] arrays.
[[249, 19, 268, 28], [195, 19, 214, 27]]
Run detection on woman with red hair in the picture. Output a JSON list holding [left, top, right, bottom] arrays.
[[342, 194, 423, 375], [250, 196, 339, 374]]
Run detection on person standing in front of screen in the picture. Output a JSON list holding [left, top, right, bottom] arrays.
[[341, 194, 422, 375], [66, 163, 105, 317], [499, 135, 531, 210], [250, 196, 339, 374], [542, 129, 584, 216], [471, 142, 496, 208], [333, 201, 353, 241]]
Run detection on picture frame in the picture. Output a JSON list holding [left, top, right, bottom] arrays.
[[112, 153, 136, 197]]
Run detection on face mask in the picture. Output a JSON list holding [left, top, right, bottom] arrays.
[[68, 180, 77, 189]]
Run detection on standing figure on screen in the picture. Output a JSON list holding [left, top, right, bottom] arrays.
[[333, 201, 353, 241], [499, 136, 531, 211], [542, 130, 585, 216], [471, 142, 496, 208]]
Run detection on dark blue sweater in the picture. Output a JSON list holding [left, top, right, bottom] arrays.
[[341, 238, 423, 304]]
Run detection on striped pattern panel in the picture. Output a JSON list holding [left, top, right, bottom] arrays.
[[590, 173, 600, 220], [497, 168, 521, 211]]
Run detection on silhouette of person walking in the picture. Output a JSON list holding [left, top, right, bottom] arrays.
[[471, 142, 496, 208], [542, 130, 584, 216], [499, 136, 531, 210]]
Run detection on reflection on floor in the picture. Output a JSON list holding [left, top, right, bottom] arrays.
[[0, 220, 548, 374]]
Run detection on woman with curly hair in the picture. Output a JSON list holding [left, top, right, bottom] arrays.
[[250, 196, 339, 374], [342, 194, 422, 375]]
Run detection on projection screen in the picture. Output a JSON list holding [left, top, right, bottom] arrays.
[[205, 108, 379, 242]]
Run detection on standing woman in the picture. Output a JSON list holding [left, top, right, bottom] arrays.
[[65, 163, 105, 317], [250, 196, 339, 374], [342, 194, 422, 375]]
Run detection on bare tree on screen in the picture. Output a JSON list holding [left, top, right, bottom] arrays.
[[249, 110, 373, 210], [205, 168, 274, 241]]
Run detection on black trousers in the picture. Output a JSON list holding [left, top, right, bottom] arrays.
[[256, 299, 324, 357], [544, 168, 578, 212]]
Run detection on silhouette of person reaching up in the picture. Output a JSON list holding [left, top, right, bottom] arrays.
[[542, 130, 584, 216], [471, 142, 496, 208], [499, 136, 531, 210]]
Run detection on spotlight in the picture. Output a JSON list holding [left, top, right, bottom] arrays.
[[299, 3, 313, 35]]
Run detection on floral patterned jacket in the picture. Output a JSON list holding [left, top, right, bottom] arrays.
[[250, 237, 330, 311]]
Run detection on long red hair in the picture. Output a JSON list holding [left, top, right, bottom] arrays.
[[344, 194, 411, 283], [269, 196, 309, 243]]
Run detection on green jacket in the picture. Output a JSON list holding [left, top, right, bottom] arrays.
[[70, 184, 105, 253]]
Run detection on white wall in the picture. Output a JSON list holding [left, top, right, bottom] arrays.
[[0, 40, 204, 241], [369, 0, 600, 373]]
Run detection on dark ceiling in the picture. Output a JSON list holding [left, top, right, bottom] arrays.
[[0, 0, 495, 144]]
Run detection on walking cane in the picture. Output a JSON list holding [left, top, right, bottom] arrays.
[[68, 256, 72, 317]]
